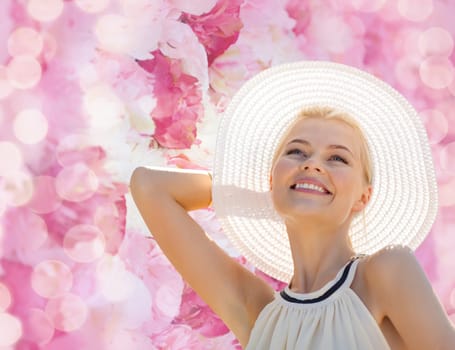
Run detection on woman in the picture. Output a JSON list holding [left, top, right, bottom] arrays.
[[130, 62, 455, 349]]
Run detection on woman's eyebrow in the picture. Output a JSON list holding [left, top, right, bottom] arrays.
[[287, 139, 354, 156]]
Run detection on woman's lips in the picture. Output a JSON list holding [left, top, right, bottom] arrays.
[[291, 187, 331, 195]]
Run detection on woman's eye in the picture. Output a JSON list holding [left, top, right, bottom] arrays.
[[286, 149, 306, 156], [285, 150, 347, 164], [330, 155, 348, 164]]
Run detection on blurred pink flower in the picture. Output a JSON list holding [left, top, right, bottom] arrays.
[[173, 256, 255, 339], [91, 52, 154, 100], [169, 0, 217, 16], [151, 324, 205, 349], [1, 0, 455, 348], [119, 232, 184, 335], [166, 153, 207, 170], [94, 193, 127, 255], [180, 0, 243, 65], [286, 0, 311, 35], [160, 19, 209, 87], [208, 0, 299, 106], [255, 268, 287, 292], [31, 181, 126, 255], [174, 283, 229, 337], [0, 261, 43, 313], [360, 17, 404, 75], [137, 51, 203, 149]]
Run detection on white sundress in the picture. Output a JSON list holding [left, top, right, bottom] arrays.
[[245, 256, 391, 349]]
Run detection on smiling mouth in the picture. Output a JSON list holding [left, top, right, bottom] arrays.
[[290, 183, 332, 195]]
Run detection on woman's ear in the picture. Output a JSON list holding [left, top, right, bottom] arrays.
[[269, 174, 273, 190], [353, 185, 372, 212]]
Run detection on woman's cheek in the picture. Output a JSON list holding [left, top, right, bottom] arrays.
[[270, 185, 289, 217]]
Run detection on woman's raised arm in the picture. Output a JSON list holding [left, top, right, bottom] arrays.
[[129, 166, 274, 345]]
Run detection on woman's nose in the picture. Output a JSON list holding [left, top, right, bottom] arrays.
[[304, 165, 322, 172], [301, 158, 323, 172]]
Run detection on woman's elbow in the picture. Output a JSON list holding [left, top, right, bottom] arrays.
[[129, 166, 153, 198]]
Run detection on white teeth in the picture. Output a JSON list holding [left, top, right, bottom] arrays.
[[294, 183, 326, 193]]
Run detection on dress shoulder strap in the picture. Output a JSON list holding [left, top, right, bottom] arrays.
[[343, 254, 366, 288]]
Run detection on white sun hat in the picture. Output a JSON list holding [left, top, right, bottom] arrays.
[[211, 61, 438, 282]]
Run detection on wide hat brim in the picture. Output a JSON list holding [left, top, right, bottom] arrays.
[[212, 61, 438, 282]]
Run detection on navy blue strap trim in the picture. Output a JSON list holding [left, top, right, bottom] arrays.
[[280, 258, 356, 304]]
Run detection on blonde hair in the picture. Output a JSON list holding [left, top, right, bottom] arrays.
[[272, 106, 373, 185]]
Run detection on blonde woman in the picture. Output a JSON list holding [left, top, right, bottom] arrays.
[[130, 62, 455, 349]]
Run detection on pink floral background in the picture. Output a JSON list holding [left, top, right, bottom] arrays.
[[0, 0, 455, 348]]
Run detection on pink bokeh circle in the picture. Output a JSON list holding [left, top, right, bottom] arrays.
[[394, 28, 422, 57], [0, 142, 23, 177], [23, 308, 54, 345], [0, 313, 22, 347], [418, 27, 454, 57], [3, 171, 34, 207], [18, 211, 48, 251], [27, 0, 64, 22], [0, 283, 12, 312], [397, 0, 433, 22], [6, 55, 42, 90], [45, 293, 88, 332], [28, 176, 62, 214], [419, 56, 454, 89], [7, 27, 43, 57], [31, 260, 73, 299], [63, 224, 106, 263], [419, 109, 448, 144], [75, 0, 110, 13], [13, 109, 49, 145], [55, 163, 99, 202]]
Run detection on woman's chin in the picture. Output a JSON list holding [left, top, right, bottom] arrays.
[[281, 206, 332, 222]]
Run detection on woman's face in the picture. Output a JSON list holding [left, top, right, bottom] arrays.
[[270, 118, 372, 225]]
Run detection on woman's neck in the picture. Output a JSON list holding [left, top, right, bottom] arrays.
[[286, 220, 355, 294]]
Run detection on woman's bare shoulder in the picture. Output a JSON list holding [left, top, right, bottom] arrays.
[[361, 244, 419, 311], [356, 245, 414, 317], [356, 245, 434, 318], [361, 245, 455, 349], [362, 244, 415, 281], [363, 244, 413, 274]]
